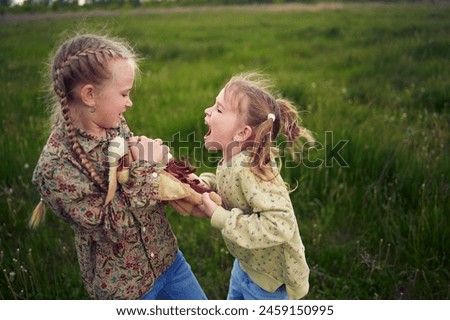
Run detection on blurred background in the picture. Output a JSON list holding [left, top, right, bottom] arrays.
[[0, 1, 449, 299]]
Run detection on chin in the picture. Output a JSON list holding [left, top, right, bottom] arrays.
[[204, 141, 221, 151], [112, 120, 121, 128]]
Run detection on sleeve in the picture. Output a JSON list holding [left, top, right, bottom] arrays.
[[32, 149, 160, 241], [108, 119, 161, 211], [199, 172, 217, 191], [120, 160, 161, 209], [210, 169, 297, 249]]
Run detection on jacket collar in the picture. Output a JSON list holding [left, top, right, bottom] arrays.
[[56, 121, 124, 154]]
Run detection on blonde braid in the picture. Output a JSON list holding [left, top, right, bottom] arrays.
[[54, 50, 115, 192]]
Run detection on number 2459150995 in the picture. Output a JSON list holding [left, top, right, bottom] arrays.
[[259, 305, 334, 316]]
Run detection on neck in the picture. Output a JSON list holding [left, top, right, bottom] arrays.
[[222, 141, 243, 162], [73, 118, 107, 137], [70, 104, 107, 138], [84, 126, 107, 138]]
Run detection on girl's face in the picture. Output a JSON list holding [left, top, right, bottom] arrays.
[[204, 87, 245, 161], [92, 59, 135, 131]]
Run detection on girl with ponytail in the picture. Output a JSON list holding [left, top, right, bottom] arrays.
[[30, 33, 206, 300], [198, 72, 313, 300]]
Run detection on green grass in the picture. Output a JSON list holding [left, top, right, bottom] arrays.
[[0, 3, 449, 299]]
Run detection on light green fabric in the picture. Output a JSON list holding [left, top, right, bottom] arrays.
[[202, 151, 309, 299]]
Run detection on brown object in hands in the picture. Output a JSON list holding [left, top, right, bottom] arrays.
[[104, 141, 221, 216], [164, 158, 211, 194], [160, 158, 222, 216]]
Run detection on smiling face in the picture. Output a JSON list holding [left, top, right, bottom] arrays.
[[204, 87, 246, 161], [92, 59, 135, 130], [73, 58, 136, 137]]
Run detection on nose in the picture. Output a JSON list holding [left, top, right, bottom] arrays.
[[204, 106, 212, 116], [126, 98, 133, 108]]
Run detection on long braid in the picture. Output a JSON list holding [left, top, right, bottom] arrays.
[[57, 83, 109, 192], [53, 47, 120, 192]]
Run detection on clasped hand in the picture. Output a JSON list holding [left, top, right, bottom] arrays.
[[128, 136, 220, 219], [129, 136, 170, 165]]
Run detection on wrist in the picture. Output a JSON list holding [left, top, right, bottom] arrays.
[[210, 206, 227, 229], [206, 203, 218, 217]]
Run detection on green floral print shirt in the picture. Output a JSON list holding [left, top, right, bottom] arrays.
[[32, 119, 177, 299]]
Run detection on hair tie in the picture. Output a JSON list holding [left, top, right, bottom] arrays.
[[267, 113, 276, 122]]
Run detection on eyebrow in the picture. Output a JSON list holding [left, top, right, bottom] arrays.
[[216, 101, 227, 110]]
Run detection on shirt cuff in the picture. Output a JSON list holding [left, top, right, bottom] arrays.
[[210, 206, 228, 229], [199, 172, 217, 191]]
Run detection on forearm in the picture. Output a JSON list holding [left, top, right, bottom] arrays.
[[199, 172, 217, 191], [211, 204, 295, 249]]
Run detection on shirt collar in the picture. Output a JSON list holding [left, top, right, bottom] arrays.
[[76, 127, 117, 153], [56, 121, 124, 154], [220, 150, 250, 168]]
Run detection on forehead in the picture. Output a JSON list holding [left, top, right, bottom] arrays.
[[216, 88, 226, 103], [216, 88, 235, 112], [222, 82, 248, 113], [110, 59, 135, 84]]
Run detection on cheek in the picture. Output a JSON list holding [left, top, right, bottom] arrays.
[[97, 108, 119, 125]]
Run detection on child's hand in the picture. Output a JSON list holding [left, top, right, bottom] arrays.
[[129, 136, 170, 164], [186, 173, 200, 182], [198, 192, 219, 218], [186, 173, 210, 190]]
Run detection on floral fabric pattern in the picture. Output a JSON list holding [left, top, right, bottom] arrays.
[[32, 120, 177, 299]]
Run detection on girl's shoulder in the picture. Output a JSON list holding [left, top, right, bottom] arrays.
[[228, 151, 286, 187], [44, 125, 70, 154]]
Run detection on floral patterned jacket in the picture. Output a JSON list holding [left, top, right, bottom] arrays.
[[32, 119, 177, 299]]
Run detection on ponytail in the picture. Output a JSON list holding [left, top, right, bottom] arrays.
[[248, 116, 277, 179], [224, 72, 315, 180], [248, 99, 315, 179], [277, 98, 315, 160]]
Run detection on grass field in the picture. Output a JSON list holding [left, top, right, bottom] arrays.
[[0, 3, 449, 299]]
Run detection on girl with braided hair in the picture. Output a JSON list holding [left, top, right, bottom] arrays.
[[197, 72, 313, 299], [30, 33, 206, 300]]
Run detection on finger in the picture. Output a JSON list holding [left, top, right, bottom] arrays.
[[161, 146, 173, 165], [190, 202, 209, 218], [191, 207, 209, 219], [129, 136, 144, 160], [171, 202, 189, 215], [128, 135, 142, 144], [202, 192, 212, 204]]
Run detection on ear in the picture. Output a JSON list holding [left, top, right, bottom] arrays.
[[234, 125, 252, 142], [79, 84, 95, 106]]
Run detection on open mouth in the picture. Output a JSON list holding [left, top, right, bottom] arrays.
[[204, 128, 211, 140], [204, 120, 212, 140]]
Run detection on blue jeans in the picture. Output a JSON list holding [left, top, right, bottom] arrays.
[[227, 259, 288, 300], [140, 250, 207, 300]]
